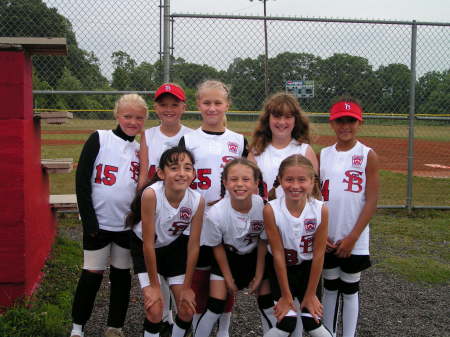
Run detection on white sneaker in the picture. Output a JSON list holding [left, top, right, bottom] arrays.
[[104, 327, 125, 337]]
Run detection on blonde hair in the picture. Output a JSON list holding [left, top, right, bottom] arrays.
[[113, 94, 148, 119], [250, 92, 312, 156], [195, 80, 231, 104], [269, 154, 321, 201]]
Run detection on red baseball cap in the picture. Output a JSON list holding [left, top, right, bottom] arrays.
[[154, 83, 186, 101], [329, 101, 363, 121]]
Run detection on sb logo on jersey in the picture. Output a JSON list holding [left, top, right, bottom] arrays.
[[130, 161, 140, 183], [250, 220, 264, 233], [343, 170, 363, 193]]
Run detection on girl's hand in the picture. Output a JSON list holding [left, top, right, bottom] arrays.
[[177, 286, 196, 316], [300, 294, 323, 324], [274, 295, 296, 321], [225, 277, 238, 296], [326, 237, 336, 253], [248, 276, 262, 294], [143, 285, 163, 311], [335, 234, 357, 258]]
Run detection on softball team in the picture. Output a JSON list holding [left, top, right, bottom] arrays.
[[70, 83, 376, 337], [319, 99, 379, 337]]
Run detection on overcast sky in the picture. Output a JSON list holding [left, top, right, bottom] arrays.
[[171, 0, 450, 23]]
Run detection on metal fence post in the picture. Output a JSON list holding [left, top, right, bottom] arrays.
[[406, 20, 417, 214], [163, 0, 171, 82]]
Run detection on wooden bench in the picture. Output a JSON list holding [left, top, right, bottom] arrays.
[[49, 194, 78, 212], [41, 158, 73, 174], [36, 110, 73, 124]]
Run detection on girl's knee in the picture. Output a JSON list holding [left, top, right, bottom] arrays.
[[145, 304, 163, 323]]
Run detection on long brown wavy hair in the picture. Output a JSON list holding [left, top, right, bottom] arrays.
[[250, 92, 312, 156]]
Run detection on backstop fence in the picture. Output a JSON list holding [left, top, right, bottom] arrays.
[[0, 0, 448, 209]]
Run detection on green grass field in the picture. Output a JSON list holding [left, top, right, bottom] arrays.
[[42, 118, 450, 206]]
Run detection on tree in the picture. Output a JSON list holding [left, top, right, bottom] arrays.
[[417, 70, 450, 114], [374, 63, 410, 114], [111, 51, 136, 90]]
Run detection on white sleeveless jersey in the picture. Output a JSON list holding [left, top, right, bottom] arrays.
[[91, 130, 140, 231], [202, 194, 265, 255], [320, 141, 371, 254], [254, 140, 309, 198], [264, 197, 323, 266], [144, 125, 192, 177], [184, 128, 245, 204], [133, 181, 201, 248]]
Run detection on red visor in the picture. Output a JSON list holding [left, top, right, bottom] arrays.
[[155, 83, 186, 101], [329, 101, 363, 121]]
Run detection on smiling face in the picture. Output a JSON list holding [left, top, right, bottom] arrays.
[[330, 116, 362, 145], [157, 152, 195, 193], [279, 165, 314, 202], [116, 103, 146, 136], [154, 94, 186, 127], [197, 88, 229, 131], [223, 164, 258, 202], [269, 106, 295, 141]]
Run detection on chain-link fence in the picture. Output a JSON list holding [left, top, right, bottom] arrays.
[[0, 2, 449, 208], [169, 13, 450, 209]]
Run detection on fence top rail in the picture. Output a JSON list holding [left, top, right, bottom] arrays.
[[171, 13, 450, 27]]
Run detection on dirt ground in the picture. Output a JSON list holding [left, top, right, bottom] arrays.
[[42, 130, 450, 178]]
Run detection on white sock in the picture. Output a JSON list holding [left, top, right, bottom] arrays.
[[161, 278, 174, 324], [144, 331, 159, 337], [322, 288, 339, 336], [291, 314, 303, 337], [259, 306, 277, 334], [263, 327, 290, 337], [342, 292, 359, 337], [70, 323, 83, 337], [216, 311, 231, 337], [172, 321, 188, 337], [308, 325, 333, 337], [194, 309, 220, 337]]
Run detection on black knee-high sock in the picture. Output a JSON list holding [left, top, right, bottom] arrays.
[[72, 269, 103, 325], [107, 266, 131, 328]]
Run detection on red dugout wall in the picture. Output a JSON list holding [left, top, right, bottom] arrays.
[[0, 50, 56, 308]]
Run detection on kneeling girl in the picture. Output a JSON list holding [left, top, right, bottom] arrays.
[[263, 155, 332, 337], [128, 146, 205, 337]]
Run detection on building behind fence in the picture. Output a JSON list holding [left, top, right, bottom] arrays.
[[0, 0, 448, 209]]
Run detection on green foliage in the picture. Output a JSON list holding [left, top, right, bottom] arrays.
[[372, 210, 450, 284], [0, 234, 81, 337]]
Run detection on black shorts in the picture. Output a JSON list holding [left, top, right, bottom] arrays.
[[83, 229, 131, 251], [197, 245, 213, 268], [130, 231, 189, 278], [323, 253, 371, 274], [266, 254, 312, 302], [210, 247, 259, 290]]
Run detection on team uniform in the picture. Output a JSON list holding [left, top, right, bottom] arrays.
[[144, 125, 192, 178], [202, 194, 265, 288], [195, 194, 277, 336], [263, 197, 332, 337], [254, 140, 309, 199], [319, 141, 372, 337], [71, 126, 139, 335], [181, 128, 246, 204], [130, 180, 202, 286]]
